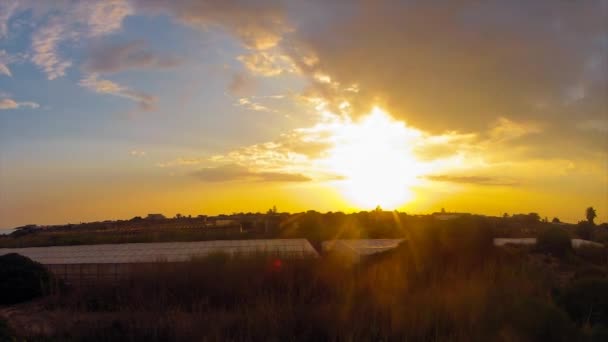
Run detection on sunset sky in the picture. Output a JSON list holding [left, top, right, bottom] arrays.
[[0, 0, 607, 228]]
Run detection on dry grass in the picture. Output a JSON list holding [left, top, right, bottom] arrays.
[[20, 239, 584, 341]]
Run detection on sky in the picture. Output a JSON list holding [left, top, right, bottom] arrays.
[[0, 0, 607, 228]]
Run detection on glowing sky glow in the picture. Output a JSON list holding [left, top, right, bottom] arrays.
[[0, 0, 606, 227]]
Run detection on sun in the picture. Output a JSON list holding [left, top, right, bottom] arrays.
[[321, 107, 427, 210]]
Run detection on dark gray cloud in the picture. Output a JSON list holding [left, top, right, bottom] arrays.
[[425, 175, 519, 187], [193, 164, 310, 182], [84, 40, 180, 74], [284, 0, 608, 155]]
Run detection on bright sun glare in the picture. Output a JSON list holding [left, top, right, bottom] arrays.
[[322, 107, 428, 210]]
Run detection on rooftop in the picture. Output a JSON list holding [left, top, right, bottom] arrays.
[[0, 239, 319, 264]]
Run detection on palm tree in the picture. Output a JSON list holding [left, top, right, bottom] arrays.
[[586, 207, 597, 225]]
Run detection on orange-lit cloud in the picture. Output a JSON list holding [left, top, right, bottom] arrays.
[[79, 73, 157, 111]]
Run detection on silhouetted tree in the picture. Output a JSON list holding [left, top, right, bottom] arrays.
[[552, 217, 561, 223], [524, 213, 541, 224], [586, 207, 597, 225]]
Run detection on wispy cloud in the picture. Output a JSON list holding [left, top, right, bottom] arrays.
[[129, 150, 146, 157], [489, 117, 541, 142], [133, 0, 291, 50], [193, 164, 310, 183], [424, 175, 519, 187], [30, 0, 132, 80], [84, 40, 181, 74], [228, 72, 255, 96], [79, 73, 157, 111], [235, 97, 273, 112], [157, 158, 204, 168], [84, 0, 133, 37], [237, 51, 296, 76], [0, 98, 40, 110], [31, 18, 71, 80], [0, 0, 19, 39], [0, 63, 10, 77], [577, 119, 608, 133]]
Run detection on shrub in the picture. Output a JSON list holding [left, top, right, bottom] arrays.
[[558, 278, 608, 326], [0, 320, 16, 341], [0, 253, 52, 305], [577, 221, 594, 240], [490, 298, 578, 342], [537, 228, 572, 258], [576, 245, 608, 265], [573, 265, 607, 280], [590, 324, 608, 342]]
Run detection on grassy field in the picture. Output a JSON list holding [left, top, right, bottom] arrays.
[[2, 223, 607, 341]]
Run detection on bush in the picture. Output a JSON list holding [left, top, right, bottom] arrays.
[[537, 228, 572, 258], [577, 222, 594, 240], [576, 245, 608, 265], [0, 253, 52, 305], [493, 298, 578, 342], [590, 324, 608, 342], [573, 265, 607, 280], [558, 278, 608, 326], [0, 320, 16, 341]]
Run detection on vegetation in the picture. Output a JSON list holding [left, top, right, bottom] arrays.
[[536, 227, 573, 258], [587, 207, 597, 225], [2, 208, 606, 249], [0, 224, 605, 341], [1, 209, 606, 340], [0, 319, 16, 341], [0, 253, 52, 305]]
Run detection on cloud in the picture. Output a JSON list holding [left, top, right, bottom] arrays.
[[228, 73, 255, 96], [193, 164, 310, 183], [0, 0, 19, 39], [157, 158, 204, 168], [83, 0, 133, 37], [489, 117, 541, 142], [0, 63, 10, 77], [134, 0, 291, 50], [235, 97, 273, 112], [31, 17, 72, 80], [577, 119, 608, 133], [79, 73, 157, 111], [425, 175, 519, 187], [279, 0, 607, 157], [28, 0, 132, 80], [0, 50, 22, 77], [237, 50, 296, 76], [129, 150, 146, 157], [0, 98, 40, 110], [84, 40, 181, 74]]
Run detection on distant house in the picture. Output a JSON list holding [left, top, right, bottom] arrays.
[[146, 213, 166, 220], [431, 208, 465, 221], [432, 212, 465, 221]]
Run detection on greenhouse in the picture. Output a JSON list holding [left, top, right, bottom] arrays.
[[0, 239, 319, 284], [322, 239, 405, 262]]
